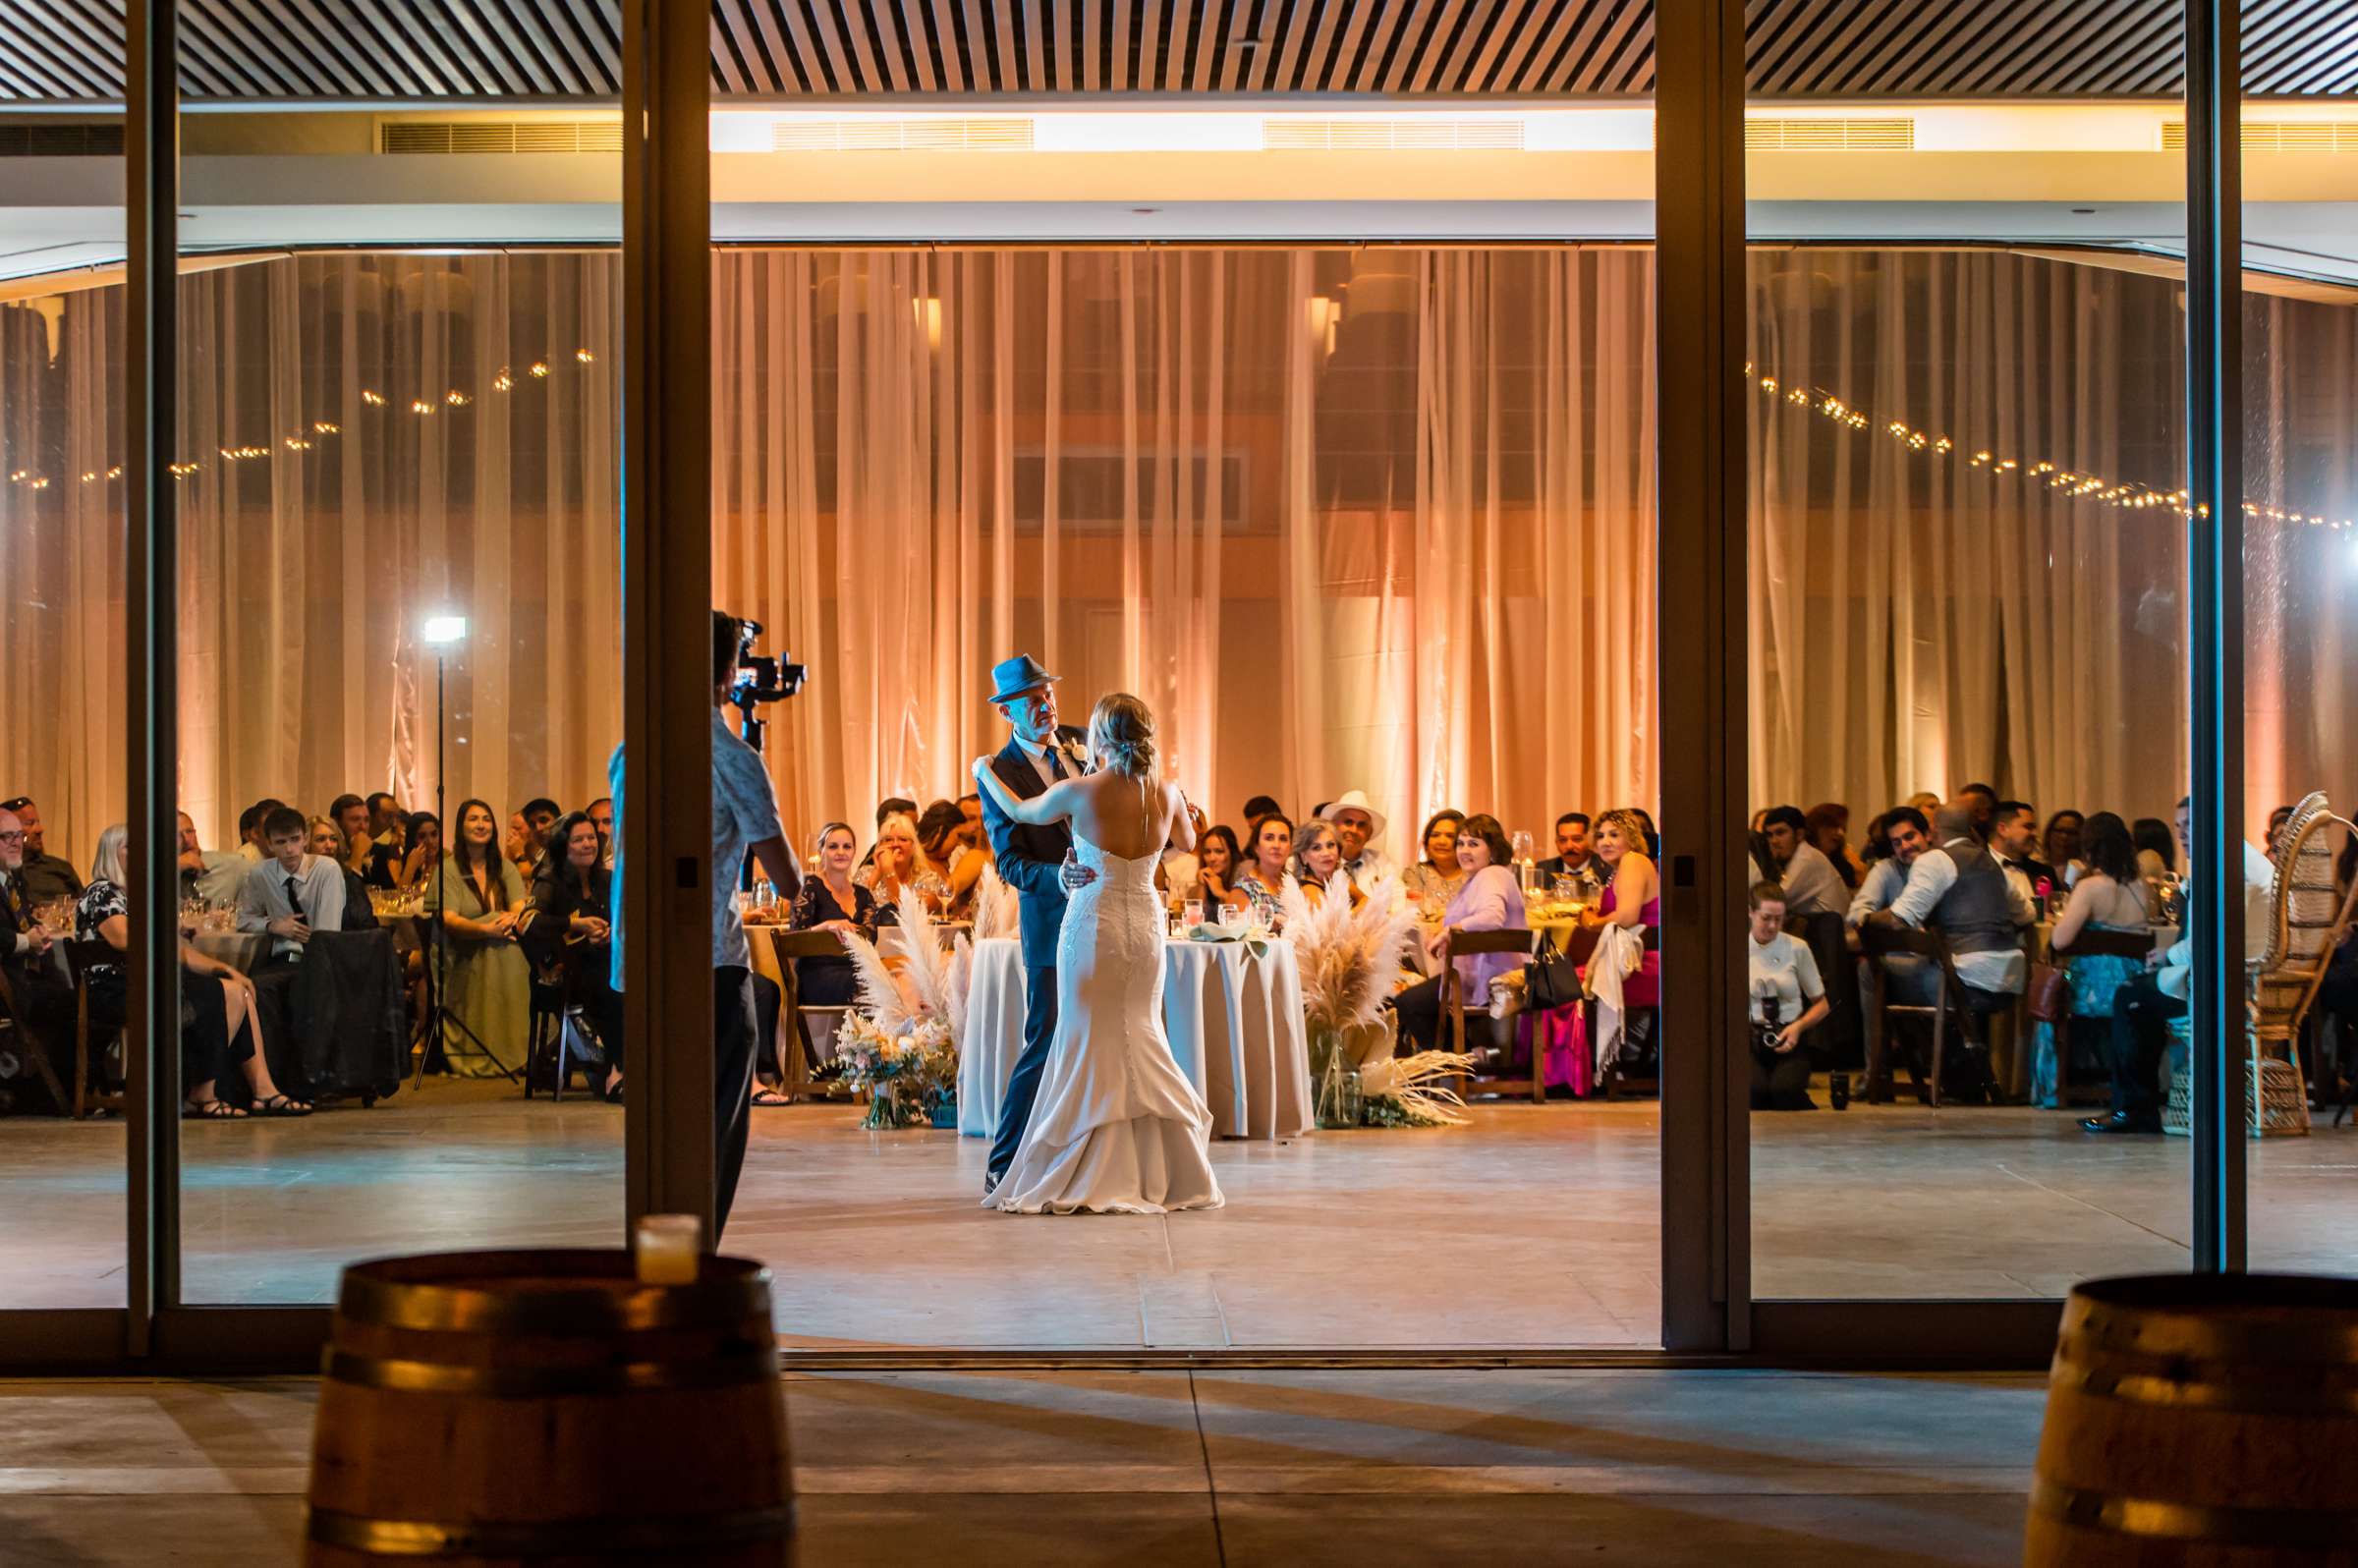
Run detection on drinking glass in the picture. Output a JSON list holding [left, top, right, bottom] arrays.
[[1219, 903, 1245, 931], [1183, 899, 1205, 928], [1552, 874, 1576, 904]]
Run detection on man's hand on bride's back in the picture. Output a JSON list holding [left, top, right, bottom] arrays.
[[1060, 850, 1098, 892]]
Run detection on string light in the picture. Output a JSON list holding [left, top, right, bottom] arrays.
[[445, 389, 470, 407], [361, 389, 385, 406]]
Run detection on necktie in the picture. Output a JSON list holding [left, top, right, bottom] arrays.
[[285, 874, 305, 923], [1046, 747, 1067, 782]]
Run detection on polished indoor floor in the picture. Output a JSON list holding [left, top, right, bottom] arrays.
[[6, 1083, 2354, 1341], [0, 1367, 2048, 1566]]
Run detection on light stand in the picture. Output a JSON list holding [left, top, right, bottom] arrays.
[[409, 616, 515, 1087]]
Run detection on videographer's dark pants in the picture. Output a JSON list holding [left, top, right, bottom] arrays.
[[2107, 972, 2186, 1122], [989, 966, 1059, 1182], [1751, 1041, 1815, 1110], [714, 966, 758, 1238]]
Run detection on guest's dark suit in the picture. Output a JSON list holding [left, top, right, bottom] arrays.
[[982, 724, 1086, 1181]]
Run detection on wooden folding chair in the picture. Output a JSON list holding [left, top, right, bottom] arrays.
[[769, 928, 856, 1100], [1859, 924, 1982, 1106], [63, 940, 127, 1119], [1438, 927, 1539, 1102], [2047, 924, 2158, 1106]]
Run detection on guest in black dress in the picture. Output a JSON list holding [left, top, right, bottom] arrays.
[[790, 821, 879, 1007], [527, 812, 624, 1098]]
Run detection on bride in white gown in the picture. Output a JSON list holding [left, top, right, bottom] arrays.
[[971, 693, 1225, 1216]]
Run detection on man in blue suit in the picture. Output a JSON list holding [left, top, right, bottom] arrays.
[[978, 653, 1093, 1196]]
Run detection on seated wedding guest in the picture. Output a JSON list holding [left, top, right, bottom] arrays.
[[1235, 812, 1296, 926], [1955, 782, 1999, 841], [176, 811, 247, 906], [1294, 821, 1365, 912], [1760, 806, 1846, 921], [787, 821, 878, 1041], [1558, 809, 1662, 1082], [1804, 804, 1862, 890], [1869, 802, 2035, 1101], [512, 798, 561, 884], [1536, 812, 1605, 898], [2088, 794, 2275, 1135], [857, 797, 920, 873], [1158, 803, 1208, 899], [1189, 825, 1250, 914], [307, 815, 344, 863], [2132, 817, 2176, 883], [426, 798, 531, 1078], [396, 812, 441, 891], [529, 811, 624, 1101], [1847, 807, 1930, 929], [1858, 810, 1893, 867], [2267, 802, 2297, 851], [365, 792, 405, 848], [914, 798, 986, 919], [237, 806, 350, 966], [1746, 881, 1828, 1110], [1319, 791, 1393, 883], [957, 793, 983, 844], [1905, 791, 1941, 816], [330, 794, 400, 888], [236, 798, 286, 864], [79, 825, 308, 1117], [857, 811, 922, 920], [1391, 813, 1528, 1052], [1241, 794, 1282, 826], [1402, 811, 1469, 910], [2043, 810, 2087, 883], [1, 796, 84, 902], [586, 796, 615, 864], [2034, 812, 2155, 1108], [0, 807, 74, 1089], [1991, 799, 2055, 898]]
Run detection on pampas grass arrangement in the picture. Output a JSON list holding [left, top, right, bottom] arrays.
[[1280, 874, 1474, 1128]]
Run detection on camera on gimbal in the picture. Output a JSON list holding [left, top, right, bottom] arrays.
[[726, 616, 808, 756]]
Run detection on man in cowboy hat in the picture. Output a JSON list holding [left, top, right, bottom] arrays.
[[1319, 790, 1393, 885], [978, 653, 1094, 1196]]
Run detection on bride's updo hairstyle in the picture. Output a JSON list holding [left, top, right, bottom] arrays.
[[1088, 693, 1157, 779]]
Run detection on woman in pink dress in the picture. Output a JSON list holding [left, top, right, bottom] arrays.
[[1544, 809, 1660, 1092]]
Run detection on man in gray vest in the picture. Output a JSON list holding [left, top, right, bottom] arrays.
[[1869, 802, 2036, 1100]]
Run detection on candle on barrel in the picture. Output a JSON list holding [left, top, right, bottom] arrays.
[[635, 1213, 702, 1285]]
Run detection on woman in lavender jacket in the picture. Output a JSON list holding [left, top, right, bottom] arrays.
[[1388, 813, 1527, 1053]]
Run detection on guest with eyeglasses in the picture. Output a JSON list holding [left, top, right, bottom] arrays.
[[0, 796, 83, 903]]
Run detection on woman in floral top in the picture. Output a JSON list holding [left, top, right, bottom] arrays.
[[77, 823, 309, 1117]]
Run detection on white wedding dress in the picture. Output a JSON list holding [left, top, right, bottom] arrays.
[[989, 832, 1225, 1215]]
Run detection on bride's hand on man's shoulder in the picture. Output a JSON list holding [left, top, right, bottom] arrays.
[[972, 756, 995, 780]]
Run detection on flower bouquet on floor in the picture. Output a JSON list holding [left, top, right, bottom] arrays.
[[836, 885, 965, 1128], [1281, 874, 1474, 1129], [833, 1013, 956, 1130]]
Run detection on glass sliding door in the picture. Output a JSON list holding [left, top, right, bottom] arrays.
[[1742, 2, 2199, 1307]]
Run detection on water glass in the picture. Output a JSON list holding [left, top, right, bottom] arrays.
[[1219, 903, 1245, 931], [1182, 899, 1205, 928], [1552, 874, 1576, 904]]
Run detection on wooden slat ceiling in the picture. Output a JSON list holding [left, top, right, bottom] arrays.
[[3, 0, 2355, 102]]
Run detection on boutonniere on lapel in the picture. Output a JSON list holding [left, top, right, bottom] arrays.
[[1057, 735, 1090, 775]]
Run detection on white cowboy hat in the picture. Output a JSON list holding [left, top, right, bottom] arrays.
[[1318, 790, 1387, 840]]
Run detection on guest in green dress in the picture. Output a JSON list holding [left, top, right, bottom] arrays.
[[427, 797, 530, 1078]]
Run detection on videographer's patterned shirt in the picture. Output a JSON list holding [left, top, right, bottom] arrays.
[[606, 709, 786, 988]]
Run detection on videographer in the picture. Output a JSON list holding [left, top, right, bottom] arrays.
[[1747, 880, 1828, 1110], [607, 610, 803, 1240]]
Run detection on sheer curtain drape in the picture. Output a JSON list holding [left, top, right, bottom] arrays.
[[6, 246, 2355, 866], [710, 247, 1656, 863]]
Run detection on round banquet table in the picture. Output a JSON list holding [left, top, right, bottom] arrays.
[[957, 934, 1313, 1142]]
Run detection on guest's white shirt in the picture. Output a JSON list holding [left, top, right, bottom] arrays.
[[1885, 838, 2036, 994], [236, 853, 348, 959], [2157, 841, 2275, 1002], [1846, 857, 1910, 927], [1342, 846, 1395, 885], [1014, 733, 1085, 792]]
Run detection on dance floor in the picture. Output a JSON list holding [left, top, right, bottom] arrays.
[[7, 1085, 2354, 1344]]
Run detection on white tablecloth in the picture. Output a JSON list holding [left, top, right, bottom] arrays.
[[958, 935, 1313, 1142]]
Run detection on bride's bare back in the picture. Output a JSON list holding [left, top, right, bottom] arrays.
[[1057, 770, 1187, 860]]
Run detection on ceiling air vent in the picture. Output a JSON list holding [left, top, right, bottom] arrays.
[[2162, 120, 2358, 150], [771, 119, 1035, 152], [0, 123, 126, 157], [1744, 117, 1915, 151], [1263, 119, 1525, 151], [379, 120, 624, 154]]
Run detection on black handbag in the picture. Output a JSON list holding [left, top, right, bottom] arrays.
[[1525, 946, 1584, 1011]]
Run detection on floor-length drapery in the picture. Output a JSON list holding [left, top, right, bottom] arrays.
[[6, 246, 2357, 870]]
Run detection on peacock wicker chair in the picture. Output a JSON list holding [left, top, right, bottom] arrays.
[[2164, 791, 2358, 1138]]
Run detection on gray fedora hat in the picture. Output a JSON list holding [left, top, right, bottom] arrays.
[[986, 653, 1060, 706]]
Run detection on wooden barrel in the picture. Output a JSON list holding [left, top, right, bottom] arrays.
[[2026, 1273, 2358, 1567], [304, 1249, 791, 1566]]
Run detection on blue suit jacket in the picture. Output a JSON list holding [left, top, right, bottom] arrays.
[[982, 727, 1083, 970]]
